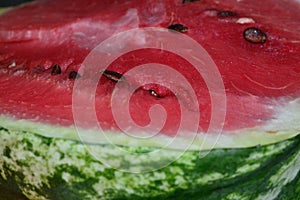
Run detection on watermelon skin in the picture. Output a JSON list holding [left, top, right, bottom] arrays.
[[0, 126, 299, 200]]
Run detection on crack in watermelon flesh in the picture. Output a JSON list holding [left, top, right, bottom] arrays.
[[0, 0, 299, 144]]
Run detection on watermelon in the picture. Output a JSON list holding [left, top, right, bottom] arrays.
[[0, 0, 300, 199]]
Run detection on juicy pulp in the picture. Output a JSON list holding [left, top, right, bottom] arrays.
[[0, 0, 300, 146]]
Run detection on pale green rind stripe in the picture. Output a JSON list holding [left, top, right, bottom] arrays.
[[0, 7, 10, 14], [0, 115, 299, 151]]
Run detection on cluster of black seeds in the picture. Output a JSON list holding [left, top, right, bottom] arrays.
[[50, 64, 81, 79], [169, 3, 268, 44], [101, 70, 161, 98]]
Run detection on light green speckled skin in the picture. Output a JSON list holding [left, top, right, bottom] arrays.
[[0, 127, 299, 200]]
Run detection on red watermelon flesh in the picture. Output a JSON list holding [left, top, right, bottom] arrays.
[[0, 0, 300, 137]]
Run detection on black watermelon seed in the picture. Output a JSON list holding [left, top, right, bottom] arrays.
[[102, 70, 124, 82], [51, 64, 61, 75], [69, 71, 80, 79], [182, 0, 199, 4], [149, 90, 160, 98], [217, 10, 237, 18], [168, 24, 188, 33], [243, 27, 267, 44]]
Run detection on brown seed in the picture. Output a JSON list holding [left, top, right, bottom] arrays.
[[69, 71, 80, 79], [243, 27, 267, 44], [102, 70, 124, 82], [182, 0, 199, 4], [217, 10, 237, 18], [149, 90, 160, 98], [168, 24, 188, 33], [51, 64, 61, 75]]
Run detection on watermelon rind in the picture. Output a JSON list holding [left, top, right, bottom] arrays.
[[0, 126, 299, 200], [0, 7, 10, 14], [0, 105, 299, 150]]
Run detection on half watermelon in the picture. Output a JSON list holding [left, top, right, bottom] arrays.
[[0, 0, 299, 199]]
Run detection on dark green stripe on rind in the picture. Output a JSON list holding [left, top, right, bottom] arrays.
[[276, 171, 300, 199], [0, 127, 299, 200]]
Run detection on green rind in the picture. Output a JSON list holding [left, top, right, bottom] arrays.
[[0, 127, 299, 199], [0, 7, 10, 14], [276, 172, 300, 199], [1, 115, 299, 151]]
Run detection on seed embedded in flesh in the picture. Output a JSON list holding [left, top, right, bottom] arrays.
[[102, 70, 124, 82], [149, 90, 160, 98], [168, 24, 188, 33], [182, 0, 199, 4], [217, 10, 237, 18], [51, 64, 62, 75], [69, 71, 80, 79], [243, 27, 267, 44]]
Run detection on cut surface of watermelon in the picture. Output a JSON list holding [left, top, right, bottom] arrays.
[[0, 1, 300, 199], [0, 0, 299, 149]]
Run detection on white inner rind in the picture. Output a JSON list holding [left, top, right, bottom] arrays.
[[0, 98, 299, 151]]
